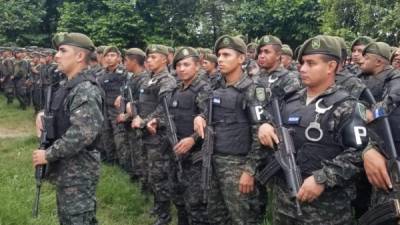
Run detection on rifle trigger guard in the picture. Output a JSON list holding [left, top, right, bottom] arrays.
[[305, 121, 324, 142]]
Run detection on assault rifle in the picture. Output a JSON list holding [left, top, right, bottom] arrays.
[[33, 85, 55, 218], [359, 88, 400, 225], [162, 96, 183, 182], [256, 98, 302, 216], [201, 98, 214, 203]]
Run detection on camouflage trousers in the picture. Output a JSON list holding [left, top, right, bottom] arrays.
[[98, 121, 117, 164], [145, 135, 172, 216], [272, 178, 355, 225], [127, 128, 143, 179], [207, 154, 263, 225], [56, 184, 98, 225], [110, 120, 131, 172], [180, 160, 210, 225]]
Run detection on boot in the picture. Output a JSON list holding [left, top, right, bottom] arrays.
[[152, 212, 171, 225]]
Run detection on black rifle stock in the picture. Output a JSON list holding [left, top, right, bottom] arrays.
[[201, 98, 214, 203], [33, 86, 54, 218], [359, 88, 400, 225], [162, 96, 183, 182]]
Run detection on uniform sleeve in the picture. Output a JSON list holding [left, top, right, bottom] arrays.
[[45, 84, 104, 162], [375, 74, 400, 114], [312, 100, 366, 188]]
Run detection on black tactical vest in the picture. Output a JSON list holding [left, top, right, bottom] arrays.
[[212, 86, 251, 156], [170, 82, 206, 139], [137, 80, 159, 117], [50, 73, 100, 140], [282, 89, 350, 178], [100, 72, 126, 107]]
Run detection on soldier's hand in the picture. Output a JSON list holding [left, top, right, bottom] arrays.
[[116, 113, 127, 123], [174, 137, 195, 155], [366, 109, 374, 123], [258, 123, 279, 148], [32, 149, 48, 166], [146, 118, 158, 135], [132, 116, 144, 128], [194, 116, 206, 139], [297, 176, 325, 203], [114, 95, 122, 109], [35, 111, 44, 138], [239, 172, 255, 194], [364, 148, 392, 191]]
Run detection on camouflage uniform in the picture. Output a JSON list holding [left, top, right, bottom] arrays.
[[272, 86, 367, 225], [136, 67, 176, 223], [97, 65, 130, 167], [125, 70, 150, 180], [45, 69, 104, 225], [253, 66, 302, 101], [166, 73, 211, 225], [207, 72, 265, 225], [243, 58, 259, 78], [13, 58, 31, 109], [2, 56, 15, 104]]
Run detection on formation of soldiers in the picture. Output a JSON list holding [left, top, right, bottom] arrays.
[[22, 31, 400, 225]]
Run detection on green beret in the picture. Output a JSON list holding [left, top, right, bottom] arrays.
[[247, 43, 257, 51], [13, 47, 25, 53], [258, 35, 282, 48], [334, 36, 348, 60], [362, 42, 392, 61], [298, 35, 341, 61], [124, 48, 146, 57], [281, 44, 293, 57], [52, 32, 95, 51], [351, 36, 373, 51], [235, 35, 248, 44], [214, 35, 247, 54], [96, 45, 107, 54], [173, 47, 199, 69], [390, 47, 399, 63], [203, 48, 213, 55], [146, 44, 169, 56], [103, 46, 121, 56], [204, 53, 218, 64], [167, 47, 175, 54]]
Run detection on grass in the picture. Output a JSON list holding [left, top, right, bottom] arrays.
[[0, 95, 156, 225]]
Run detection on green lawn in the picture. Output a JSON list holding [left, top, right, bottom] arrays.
[[0, 95, 156, 225]]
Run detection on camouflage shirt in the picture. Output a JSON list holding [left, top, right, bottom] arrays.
[[45, 70, 104, 186], [254, 66, 302, 101], [335, 69, 367, 100]]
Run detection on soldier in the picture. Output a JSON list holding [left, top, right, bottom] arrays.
[[32, 32, 104, 225], [13, 48, 31, 109], [116, 48, 150, 181], [2, 48, 15, 104], [201, 53, 220, 89], [281, 44, 297, 72], [95, 46, 107, 68], [131, 44, 176, 225], [164, 47, 212, 225], [390, 47, 400, 70], [244, 42, 259, 77], [97, 46, 130, 168], [347, 36, 373, 75], [258, 35, 369, 224], [359, 42, 400, 224], [255, 35, 302, 104], [194, 35, 265, 225]]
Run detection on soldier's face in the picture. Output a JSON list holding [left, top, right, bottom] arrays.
[[393, 52, 400, 69], [300, 54, 336, 88], [360, 53, 378, 74], [104, 52, 120, 68], [146, 53, 167, 73], [124, 57, 136, 72], [55, 45, 80, 75], [217, 48, 244, 75], [257, 45, 280, 69], [352, 45, 365, 64], [281, 55, 292, 69], [202, 60, 216, 74], [176, 57, 199, 82]]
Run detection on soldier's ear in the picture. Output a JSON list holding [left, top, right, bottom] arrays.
[[238, 53, 246, 64]]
